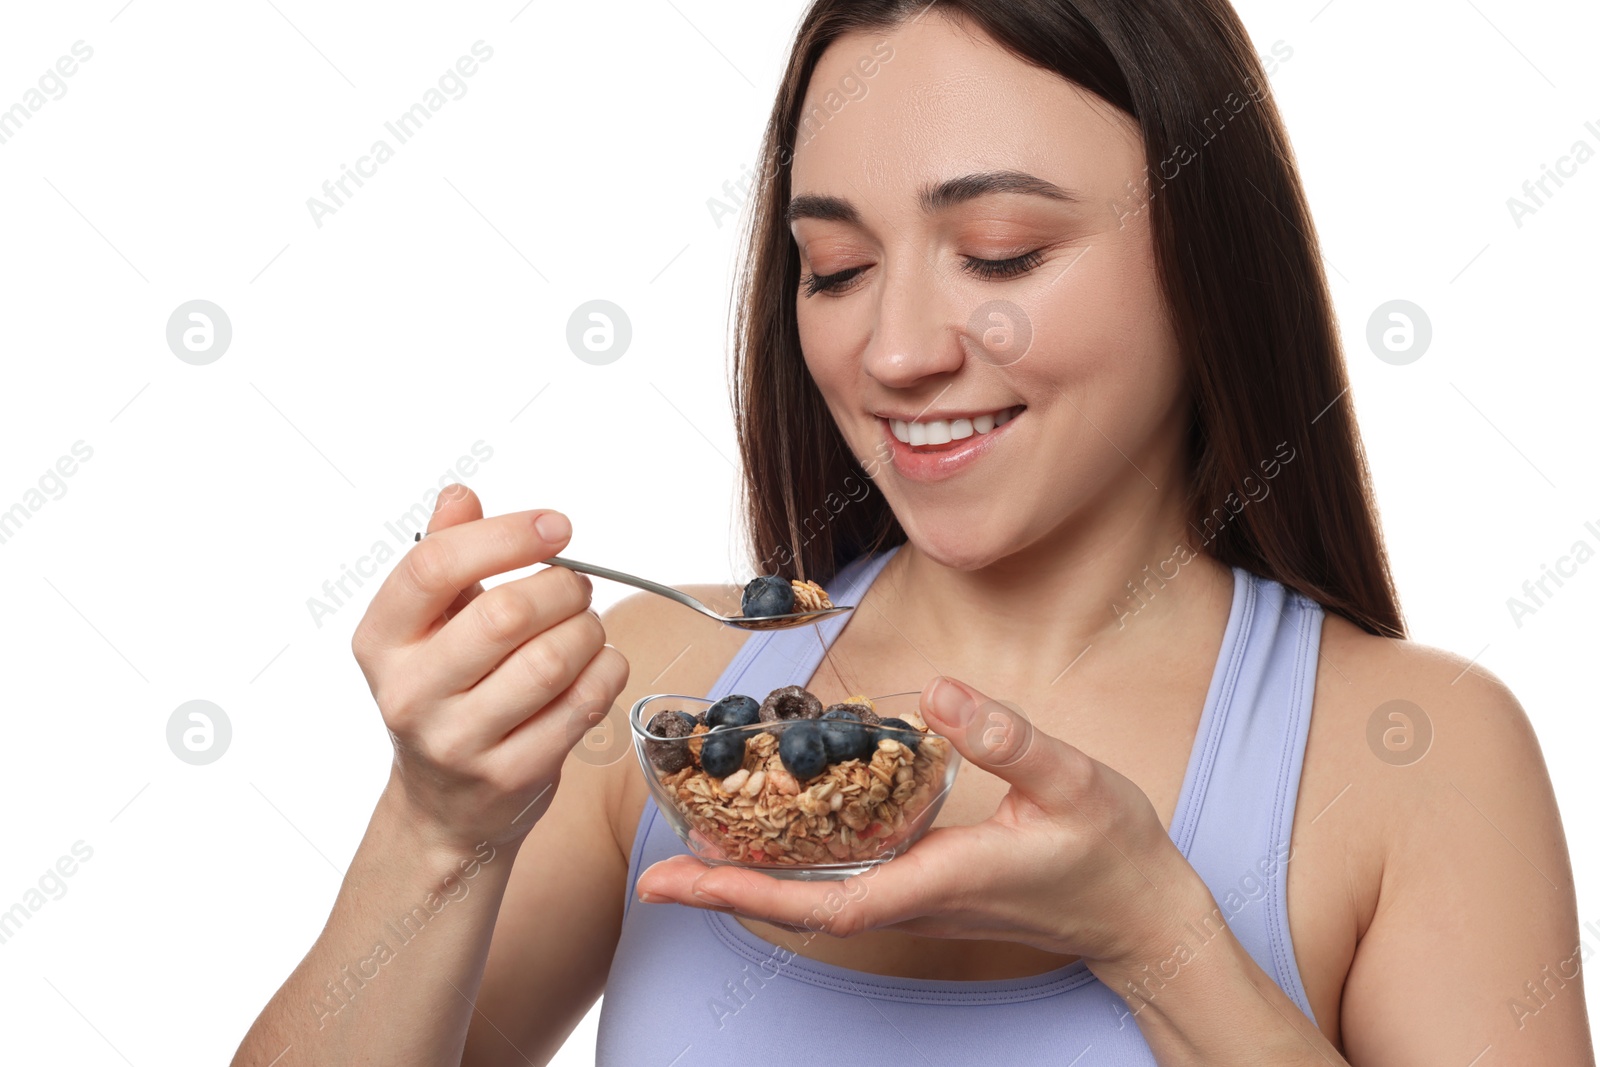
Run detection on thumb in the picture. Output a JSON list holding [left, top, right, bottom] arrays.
[[920, 676, 1080, 803]]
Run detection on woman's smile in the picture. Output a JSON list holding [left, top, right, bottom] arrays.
[[876, 404, 1026, 481]]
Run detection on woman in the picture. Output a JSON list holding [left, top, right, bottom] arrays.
[[233, 1, 1594, 1064]]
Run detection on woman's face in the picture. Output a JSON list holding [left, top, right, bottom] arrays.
[[790, 14, 1190, 571]]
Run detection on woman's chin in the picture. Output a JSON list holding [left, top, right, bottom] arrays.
[[898, 520, 1017, 573]]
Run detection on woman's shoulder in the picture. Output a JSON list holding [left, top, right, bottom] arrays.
[[1287, 611, 1557, 1034], [1305, 611, 1547, 849], [1233, 567, 1534, 757], [1297, 616, 1582, 1051], [1311, 611, 1541, 775], [1312, 612, 1552, 872]]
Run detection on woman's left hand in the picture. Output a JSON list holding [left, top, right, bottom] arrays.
[[634, 675, 1209, 966]]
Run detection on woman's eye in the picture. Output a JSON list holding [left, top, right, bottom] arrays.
[[960, 249, 1045, 280], [800, 265, 866, 297], [799, 249, 1046, 298]]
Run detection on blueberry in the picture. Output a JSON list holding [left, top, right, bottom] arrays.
[[778, 720, 828, 780], [875, 717, 922, 752], [821, 707, 860, 722], [699, 727, 746, 778], [707, 694, 760, 729], [820, 718, 875, 763], [741, 575, 795, 618]]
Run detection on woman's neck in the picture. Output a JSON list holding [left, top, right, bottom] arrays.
[[867, 490, 1234, 695]]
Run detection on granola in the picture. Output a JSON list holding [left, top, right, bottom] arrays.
[[653, 697, 950, 867], [789, 578, 832, 613]]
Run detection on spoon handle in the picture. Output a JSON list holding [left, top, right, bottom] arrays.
[[540, 555, 722, 621]]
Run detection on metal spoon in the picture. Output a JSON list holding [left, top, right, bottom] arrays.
[[541, 555, 853, 631], [409, 533, 853, 631]]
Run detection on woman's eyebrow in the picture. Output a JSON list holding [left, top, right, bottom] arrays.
[[785, 170, 1082, 226]]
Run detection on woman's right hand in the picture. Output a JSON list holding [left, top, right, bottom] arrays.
[[350, 484, 630, 853]]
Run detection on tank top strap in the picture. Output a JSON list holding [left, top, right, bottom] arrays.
[[1171, 567, 1324, 1027]]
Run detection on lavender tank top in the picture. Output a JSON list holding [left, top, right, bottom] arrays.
[[596, 544, 1323, 1064]]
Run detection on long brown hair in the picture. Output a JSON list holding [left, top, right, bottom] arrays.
[[729, 0, 1406, 639]]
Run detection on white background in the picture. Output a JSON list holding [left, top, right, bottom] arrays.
[[0, 0, 1595, 1063]]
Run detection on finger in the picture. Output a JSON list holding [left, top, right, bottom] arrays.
[[919, 676, 1088, 809], [421, 564, 594, 694], [427, 483, 486, 621], [364, 505, 574, 647], [636, 838, 959, 939], [489, 642, 630, 780], [460, 606, 609, 742]]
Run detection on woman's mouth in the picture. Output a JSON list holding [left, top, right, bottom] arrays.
[[885, 405, 1023, 449], [876, 405, 1025, 481]]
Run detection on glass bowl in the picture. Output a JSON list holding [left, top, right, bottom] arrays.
[[630, 690, 960, 881]]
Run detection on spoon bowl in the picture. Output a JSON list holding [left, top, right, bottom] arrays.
[[541, 555, 854, 631]]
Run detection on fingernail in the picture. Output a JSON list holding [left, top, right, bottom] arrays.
[[536, 511, 571, 542], [929, 678, 974, 727], [638, 890, 666, 904]]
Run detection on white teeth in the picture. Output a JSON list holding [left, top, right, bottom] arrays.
[[885, 406, 1019, 446]]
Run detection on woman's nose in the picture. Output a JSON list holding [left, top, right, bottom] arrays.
[[859, 255, 966, 388]]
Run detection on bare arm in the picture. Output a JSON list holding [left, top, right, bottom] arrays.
[[1338, 663, 1594, 1064], [464, 586, 743, 1064], [231, 780, 523, 1064], [1089, 649, 1595, 1064], [230, 488, 629, 1066]]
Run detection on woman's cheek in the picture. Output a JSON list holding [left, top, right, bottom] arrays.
[[798, 309, 856, 390]]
